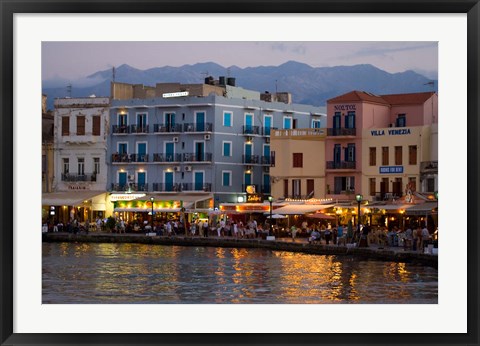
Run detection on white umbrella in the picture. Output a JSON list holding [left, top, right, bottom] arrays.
[[266, 214, 287, 219]]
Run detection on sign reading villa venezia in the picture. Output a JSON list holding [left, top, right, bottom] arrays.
[[370, 128, 412, 136]]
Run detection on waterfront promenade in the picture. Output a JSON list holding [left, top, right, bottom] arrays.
[[42, 232, 438, 268]]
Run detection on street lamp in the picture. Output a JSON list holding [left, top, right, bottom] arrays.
[[150, 197, 154, 229], [355, 194, 363, 241], [268, 196, 273, 236]]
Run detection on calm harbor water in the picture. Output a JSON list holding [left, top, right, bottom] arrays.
[[42, 242, 438, 304]]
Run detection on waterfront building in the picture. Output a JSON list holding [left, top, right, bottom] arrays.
[[325, 91, 438, 202], [269, 128, 327, 200], [43, 96, 111, 223], [42, 94, 54, 193], [107, 78, 326, 218]]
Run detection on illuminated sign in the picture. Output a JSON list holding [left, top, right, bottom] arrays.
[[379, 166, 404, 174], [246, 194, 263, 203], [110, 193, 146, 201], [162, 91, 189, 98], [246, 185, 256, 194]]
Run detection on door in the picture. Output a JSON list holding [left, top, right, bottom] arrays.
[[118, 143, 127, 154], [245, 143, 253, 163], [244, 172, 252, 187], [264, 116, 272, 136], [333, 113, 341, 129], [165, 142, 174, 162], [137, 172, 146, 191], [194, 171, 204, 191], [137, 113, 147, 130], [118, 171, 127, 190], [165, 113, 175, 131], [195, 142, 204, 162], [245, 114, 253, 134], [196, 112, 205, 132], [137, 143, 147, 162], [165, 171, 174, 192], [263, 174, 270, 193], [263, 145, 270, 165], [334, 144, 341, 166]]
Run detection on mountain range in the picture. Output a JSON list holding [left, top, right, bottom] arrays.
[[42, 61, 437, 111]]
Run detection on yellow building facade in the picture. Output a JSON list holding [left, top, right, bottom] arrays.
[[270, 128, 326, 200], [361, 125, 432, 201]]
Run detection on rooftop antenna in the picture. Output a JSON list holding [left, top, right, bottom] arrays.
[[66, 84, 72, 97]]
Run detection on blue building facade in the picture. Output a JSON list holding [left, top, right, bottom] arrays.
[[108, 93, 326, 207]]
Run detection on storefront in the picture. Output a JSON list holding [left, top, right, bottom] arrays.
[[42, 191, 107, 224]]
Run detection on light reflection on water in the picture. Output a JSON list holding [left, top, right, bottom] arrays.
[[42, 242, 438, 304]]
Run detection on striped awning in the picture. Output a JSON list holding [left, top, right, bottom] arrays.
[[272, 204, 334, 215]]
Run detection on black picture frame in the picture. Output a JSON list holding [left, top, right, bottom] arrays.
[[1, 1, 479, 345]]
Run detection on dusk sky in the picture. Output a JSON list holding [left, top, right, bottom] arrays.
[[42, 41, 438, 85]]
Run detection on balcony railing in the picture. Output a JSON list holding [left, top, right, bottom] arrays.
[[327, 128, 356, 136], [112, 125, 130, 134], [242, 125, 260, 135], [152, 153, 182, 163], [182, 152, 213, 162], [242, 155, 260, 164], [111, 183, 130, 192], [326, 161, 356, 169], [129, 125, 149, 134], [111, 183, 148, 192], [152, 183, 182, 192], [112, 153, 149, 163], [181, 183, 212, 192], [261, 156, 271, 165], [153, 123, 183, 133], [61, 173, 97, 182], [183, 123, 213, 132]]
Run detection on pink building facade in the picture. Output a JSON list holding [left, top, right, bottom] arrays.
[[325, 91, 438, 201]]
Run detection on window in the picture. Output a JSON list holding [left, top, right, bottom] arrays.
[[345, 111, 355, 129], [62, 158, 69, 174], [312, 119, 321, 128], [293, 153, 303, 168], [427, 178, 435, 192], [409, 145, 417, 165], [369, 178, 376, 196], [307, 179, 314, 197], [396, 114, 406, 127], [283, 179, 289, 198], [222, 142, 232, 157], [62, 117, 70, 136], [283, 117, 292, 129], [93, 158, 100, 174], [118, 113, 127, 126], [346, 144, 355, 162], [395, 146, 403, 165], [222, 171, 231, 187], [137, 113, 147, 128], [223, 112, 232, 127], [76, 116, 85, 135], [369, 147, 376, 166], [334, 176, 355, 194], [77, 158, 84, 175], [92, 116, 101, 136], [292, 179, 301, 198], [333, 112, 341, 129], [382, 147, 389, 165]]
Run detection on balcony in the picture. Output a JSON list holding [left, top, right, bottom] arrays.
[[152, 183, 182, 192], [183, 123, 213, 133], [182, 152, 213, 163], [111, 183, 148, 192], [242, 155, 260, 164], [242, 125, 260, 135], [181, 183, 212, 192], [129, 125, 149, 134], [153, 123, 183, 133], [61, 173, 97, 182], [112, 125, 130, 134], [326, 161, 356, 169], [261, 156, 271, 165], [112, 153, 149, 163], [152, 153, 182, 163], [327, 128, 356, 137]]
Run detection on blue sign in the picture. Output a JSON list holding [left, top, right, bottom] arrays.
[[379, 166, 404, 174]]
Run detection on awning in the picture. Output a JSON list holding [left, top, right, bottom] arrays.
[[372, 204, 411, 211], [272, 204, 334, 215], [114, 207, 181, 213], [132, 193, 212, 208], [405, 202, 438, 215], [42, 191, 105, 206], [306, 213, 336, 220]]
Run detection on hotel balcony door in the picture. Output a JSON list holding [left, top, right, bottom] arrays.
[[137, 172, 146, 191], [166, 142, 174, 162], [119, 171, 127, 187], [165, 171, 174, 192], [380, 178, 389, 199], [195, 142, 204, 161], [196, 112, 205, 132], [392, 179, 402, 197], [194, 171, 204, 191]]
